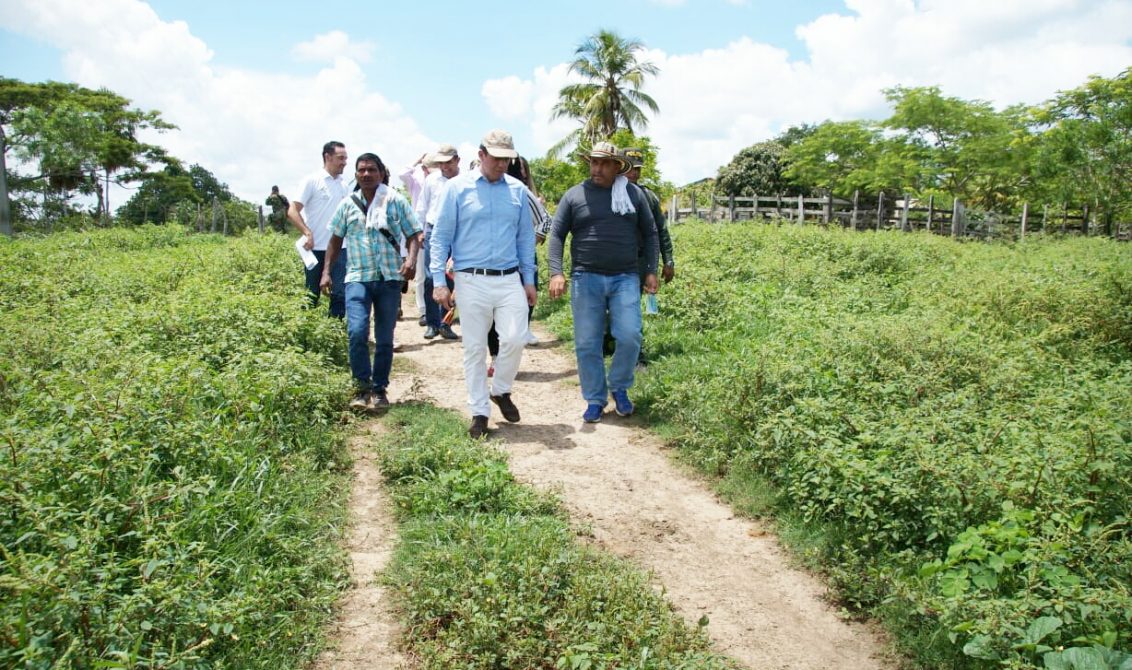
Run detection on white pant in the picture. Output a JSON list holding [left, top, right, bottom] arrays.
[[454, 272, 529, 417], [414, 246, 426, 315]]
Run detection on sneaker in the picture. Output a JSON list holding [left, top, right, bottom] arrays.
[[392, 340, 404, 352], [491, 393, 521, 422], [370, 389, 390, 409], [468, 415, 489, 439], [525, 331, 540, 346], [349, 390, 371, 410], [423, 326, 439, 339], [438, 324, 459, 340], [583, 403, 605, 423], [418, 315, 427, 327], [611, 390, 634, 417]]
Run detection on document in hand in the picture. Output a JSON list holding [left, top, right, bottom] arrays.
[[294, 235, 318, 270]]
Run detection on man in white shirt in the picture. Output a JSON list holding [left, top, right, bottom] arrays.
[[399, 154, 430, 324], [416, 144, 460, 341], [287, 141, 350, 318]]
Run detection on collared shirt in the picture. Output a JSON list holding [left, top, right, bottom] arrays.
[[414, 170, 450, 235], [429, 171, 536, 286], [329, 189, 422, 283], [294, 169, 349, 250]]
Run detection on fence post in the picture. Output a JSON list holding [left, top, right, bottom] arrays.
[[670, 194, 678, 223], [927, 195, 935, 234], [1082, 203, 1090, 236], [728, 195, 736, 222], [951, 198, 962, 238], [797, 194, 805, 225], [900, 193, 910, 232], [257, 205, 265, 233], [876, 191, 884, 230], [691, 189, 698, 219], [1020, 202, 1029, 240], [851, 190, 859, 230], [823, 190, 832, 224], [752, 193, 759, 221]]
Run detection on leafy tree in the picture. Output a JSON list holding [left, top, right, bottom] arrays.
[[715, 140, 807, 197], [783, 121, 892, 197], [883, 86, 1030, 209], [528, 157, 585, 210], [118, 162, 236, 225], [549, 30, 659, 158], [0, 77, 173, 232], [1030, 67, 1132, 227]]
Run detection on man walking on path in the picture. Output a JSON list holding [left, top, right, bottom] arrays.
[[415, 144, 460, 341], [321, 153, 422, 410], [622, 147, 675, 366], [548, 141, 658, 423], [430, 129, 537, 439], [288, 141, 350, 318]]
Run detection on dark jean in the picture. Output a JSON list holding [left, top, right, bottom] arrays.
[[304, 248, 347, 319], [570, 271, 641, 405], [345, 279, 402, 392], [422, 231, 454, 329]]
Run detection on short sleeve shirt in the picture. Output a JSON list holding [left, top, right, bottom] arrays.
[[329, 190, 422, 283]]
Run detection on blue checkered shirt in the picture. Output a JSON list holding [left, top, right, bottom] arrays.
[[329, 190, 422, 283]]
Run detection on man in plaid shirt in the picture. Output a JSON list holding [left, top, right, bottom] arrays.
[[322, 153, 422, 410]]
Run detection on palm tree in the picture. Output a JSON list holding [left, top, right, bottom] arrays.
[[549, 30, 660, 158]]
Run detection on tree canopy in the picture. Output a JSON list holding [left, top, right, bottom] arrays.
[[1, 77, 173, 234]]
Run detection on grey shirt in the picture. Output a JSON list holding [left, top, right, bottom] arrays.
[[548, 180, 659, 277]]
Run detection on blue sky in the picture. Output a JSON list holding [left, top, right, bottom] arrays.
[[2, 0, 1131, 204]]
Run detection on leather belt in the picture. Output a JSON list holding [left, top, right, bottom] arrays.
[[458, 267, 518, 276]]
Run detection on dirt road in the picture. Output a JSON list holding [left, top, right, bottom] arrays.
[[317, 303, 896, 669]]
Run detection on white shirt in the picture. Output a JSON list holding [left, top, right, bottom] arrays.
[[414, 170, 451, 236], [398, 164, 428, 206], [294, 169, 349, 251]]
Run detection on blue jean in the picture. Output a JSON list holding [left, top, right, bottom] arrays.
[[304, 248, 347, 319], [570, 271, 642, 405], [345, 280, 402, 392], [421, 231, 453, 329]]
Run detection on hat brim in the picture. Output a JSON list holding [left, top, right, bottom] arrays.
[[583, 153, 632, 174], [484, 146, 518, 159]]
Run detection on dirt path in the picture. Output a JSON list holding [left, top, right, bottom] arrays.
[[371, 299, 897, 669], [313, 423, 406, 670]]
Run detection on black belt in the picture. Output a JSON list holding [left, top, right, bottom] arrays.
[[458, 266, 518, 276]]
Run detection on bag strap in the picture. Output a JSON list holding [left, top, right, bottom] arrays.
[[351, 193, 401, 251]]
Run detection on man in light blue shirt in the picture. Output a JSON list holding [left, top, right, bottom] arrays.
[[430, 129, 537, 438]]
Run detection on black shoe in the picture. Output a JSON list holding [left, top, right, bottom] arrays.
[[349, 390, 370, 410], [418, 315, 427, 327], [423, 326, 439, 339], [439, 324, 459, 340], [491, 393, 521, 422], [370, 389, 390, 409], [469, 415, 489, 439]]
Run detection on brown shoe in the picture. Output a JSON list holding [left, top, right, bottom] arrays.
[[469, 415, 489, 439], [490, 393, 520, 422]]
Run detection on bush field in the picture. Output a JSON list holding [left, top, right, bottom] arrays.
[[1, 227, 353, 669], [540, 221, 1131, 669]]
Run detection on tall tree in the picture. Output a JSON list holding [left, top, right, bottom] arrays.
[[549, 30, 659, 158], [1, 78, 172, 231], [1030, 67, 1132, 225]]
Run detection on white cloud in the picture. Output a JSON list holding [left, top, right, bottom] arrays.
[[481, 76, 534, 120], [0, 0, 431, 203], [291, 30, 375, 64], [485, 0, 1132, 185]]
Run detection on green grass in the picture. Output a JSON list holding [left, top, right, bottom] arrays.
[[1, 226, 353, 669], [374, 403, 735, 669], [539, 220, 1132, 669]]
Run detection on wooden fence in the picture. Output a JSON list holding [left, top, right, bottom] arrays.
[[670, 191, 1130, 241]]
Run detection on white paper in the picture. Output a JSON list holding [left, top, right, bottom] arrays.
[[294, 235, 318, 270]]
